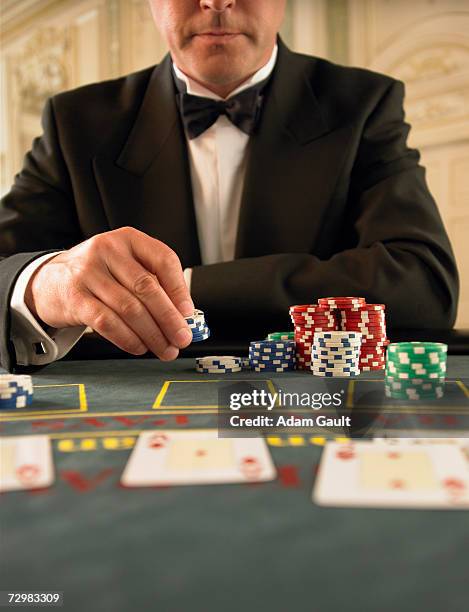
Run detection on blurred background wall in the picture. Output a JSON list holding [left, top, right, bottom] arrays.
[[1, 0, 468, 327]]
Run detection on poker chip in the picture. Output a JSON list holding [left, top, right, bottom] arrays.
[[289, 305, 332, 313], [252, 366, 293, 373], [312, 366, 360, 374], [250, 341, 295, 349], [310, 331, 362, 377], [252, 362, 292, 369], [385, 342, 448, 400], [312, 370, 361, 378], [249, 340, 295, 372], [249, 348, 295, 356], [289, 303, 340, 370], [196, 366, 242, 374], [185, 309, 205, 325], [342, 317, 384, 324], [0, 375, 34, 410], [312, 348, 356, 355], [314, 358, 357, 365], [196, 356, 241, 366], [267, 331, 295, 341], [314, 340, 361, 347], [361, 348, 386, 356], [292, 316, 336, 324], [240, 357, 251, 370], [185, 309, 211, 343], [314, 331, 362, 340], [338, 303, 388, 370], [387, 342, 447, 358], [387, 361, 447, 374], [339, 304, 385, 312], [318, 297, 366, 308], [250, 361, 294, 368], [195, 356, 242, 373], [361, 359, 386, 368], [191, 326, 211, 342]]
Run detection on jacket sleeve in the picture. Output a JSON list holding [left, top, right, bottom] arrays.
[[190, 81, 459, 335], [0, 97, 81, 371]]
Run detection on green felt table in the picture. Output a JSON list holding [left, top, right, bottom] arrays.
[[1, 357, 469, 612]]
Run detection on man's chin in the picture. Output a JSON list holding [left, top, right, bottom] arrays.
[[189, 57, 250, 87]]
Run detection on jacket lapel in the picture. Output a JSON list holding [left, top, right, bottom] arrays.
[[93, 38, 352, 268], [235, 37, 351, 258], [93, 54, 201, 269]]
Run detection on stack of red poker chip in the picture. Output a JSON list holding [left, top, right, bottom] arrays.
[[289, 305, 339, 370], [339, 303, 388, 370]]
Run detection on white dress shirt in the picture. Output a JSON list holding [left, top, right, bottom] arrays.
[[9, 45, 278, 366]]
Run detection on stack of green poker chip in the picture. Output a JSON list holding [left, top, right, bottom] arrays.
[[385, 342, 447, 400], [266, 331, 295, 341]]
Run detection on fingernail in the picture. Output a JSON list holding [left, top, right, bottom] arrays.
[[161, 345, 179, 361], [175, 327, 193, 347], [180, 300, 194, 317]]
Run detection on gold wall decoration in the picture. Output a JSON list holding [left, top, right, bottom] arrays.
[[391, 44, 469, 83], [13, 26, 71, 115], [406, 88, 469, 126]]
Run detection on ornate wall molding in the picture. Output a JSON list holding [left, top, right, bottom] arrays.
[[347, 2, 469, 326], [13, 26, 71, 115], [406, 87, 469, 127], [1, 0, 74, 44], [356, 14, 469, 147], [391, 44, 469, 83]]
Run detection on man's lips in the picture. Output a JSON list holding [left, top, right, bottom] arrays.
[[195, 30, 241, 36], [193, 31, 242, 41]]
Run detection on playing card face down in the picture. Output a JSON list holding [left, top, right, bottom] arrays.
[[121, 430, 277, 487], [0, 435, 55, 492], [313, 440, 469, 509]]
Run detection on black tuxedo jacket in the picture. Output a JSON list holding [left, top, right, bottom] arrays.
[[0, 37, 459, 371]]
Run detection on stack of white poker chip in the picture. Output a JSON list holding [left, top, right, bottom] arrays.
[[195, 356, 242, 374], [0, 374, 34, 409], [185, 309, 210, 343], [311, 331, 362, 377]]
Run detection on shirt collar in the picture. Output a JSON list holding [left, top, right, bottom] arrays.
[[172, 43, 278, 100]]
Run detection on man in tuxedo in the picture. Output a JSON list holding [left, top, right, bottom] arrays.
[[0, 0, 459, 373]]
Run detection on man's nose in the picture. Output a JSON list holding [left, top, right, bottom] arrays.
[[200, 0, 234, 12]]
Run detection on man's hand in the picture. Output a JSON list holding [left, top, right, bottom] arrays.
[[24, 227, 195, 360]]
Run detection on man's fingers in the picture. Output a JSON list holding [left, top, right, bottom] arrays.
[[107, 258, 193, 350], [127, 229, 194, 317], [80, 295, 148, 356], [86, 270, 180, 360]]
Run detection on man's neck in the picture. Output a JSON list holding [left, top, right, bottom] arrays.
[[184, 74, 258, 99]]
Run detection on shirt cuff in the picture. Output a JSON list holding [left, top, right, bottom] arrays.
[[183, 267, 193, 292], [10, 252, 87, 366]]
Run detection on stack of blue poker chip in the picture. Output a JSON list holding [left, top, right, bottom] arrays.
[[311, 331, 362, 377], [195, 356, 242, 374], [0, 375, 34, 410], [185, 309, 210, 343], [249, 340, 296, 373]]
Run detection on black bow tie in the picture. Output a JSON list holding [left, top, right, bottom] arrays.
[[174, 74, 269, 139]]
